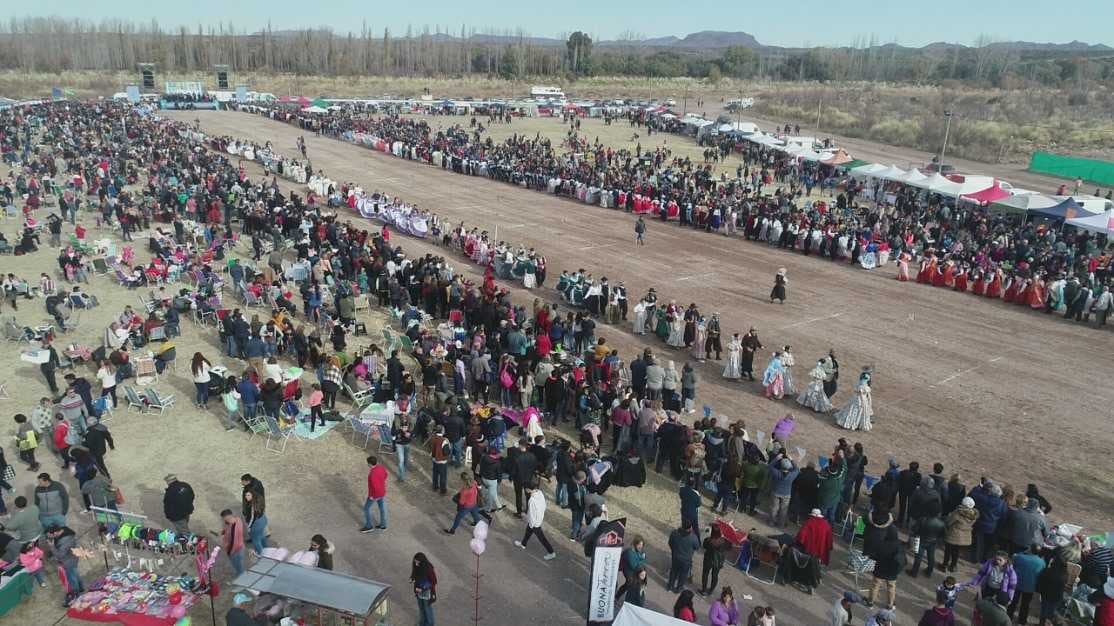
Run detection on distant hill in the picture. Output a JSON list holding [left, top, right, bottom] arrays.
[[264, 27, 1107, 55]]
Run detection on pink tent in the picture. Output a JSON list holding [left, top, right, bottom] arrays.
[[961, 181, 1011, 205], [279, 95, 311, 106]]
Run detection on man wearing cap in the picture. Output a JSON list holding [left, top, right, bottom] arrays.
[[975, 590, 1013, 626], [226, 592, 264, 626], [830, 591, 860, 626], [162, 474, 195, 533]]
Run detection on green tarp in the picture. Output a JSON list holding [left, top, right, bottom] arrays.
[[1029, 152, 1114, 187]]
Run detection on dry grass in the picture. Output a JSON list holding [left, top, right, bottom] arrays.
[[4, 70, 1113, 164]]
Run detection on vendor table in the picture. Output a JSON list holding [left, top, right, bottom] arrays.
[[66, 568, 197, 626], [0, 571, 33, 618]]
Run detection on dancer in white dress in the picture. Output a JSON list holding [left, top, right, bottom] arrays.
[[632, 299, 648, 335], [796, 359, 834, 413], [781, 345, 797, 396], [722, 333, 743, 380], [834, 370, 874, 431]]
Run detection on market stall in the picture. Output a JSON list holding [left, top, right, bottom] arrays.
[[66, 568, 198, 626], [0, 570, 33, 618], [231, 557, 390, 626]]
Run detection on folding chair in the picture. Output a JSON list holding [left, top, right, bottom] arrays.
[[134, 357, 158, 386], [92, 395, 114, 423], [398, 335, 414, 354], [263, 414, 293, 454], [343, 382, 373, 408], [377, 423, 395, 455], [743, 536, 783, 585], [144, 387, 176, 414], [347, 416, 375, 449], [353, 294, 370, 314], [124, 386, 148, 413], [846, 549, 876, 593], [244, 414, 270, 440]]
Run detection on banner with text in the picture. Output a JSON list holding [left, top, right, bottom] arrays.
[[587, 518, 627, 624]]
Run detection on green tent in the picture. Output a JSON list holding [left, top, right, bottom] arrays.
[[842, 159, 870, 170], [311, 98, 330, 109]]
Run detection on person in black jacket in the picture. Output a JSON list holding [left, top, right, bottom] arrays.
[[870, 473, 899, 512], [907, 509, 946, 577], [943, 474, 967, 516], [163, 474, 195, 532], [790, 461, 820, 524], [507, 438, 537, 518], [83, 422, 115, 479], [554, 443, 575, 508], [478, 447, 504, 514], [896, 462, 922, 527]]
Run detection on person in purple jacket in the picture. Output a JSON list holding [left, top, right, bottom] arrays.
[[966, 551, 1018, 603], [709, 586, 741, 626]]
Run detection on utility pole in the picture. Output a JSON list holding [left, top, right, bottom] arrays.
[[815, 98, 822, 133], [682, 83, 689, 116], [938, 110, 954, 172]]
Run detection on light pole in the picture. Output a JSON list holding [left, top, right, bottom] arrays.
[[938, 110, 955, 172]]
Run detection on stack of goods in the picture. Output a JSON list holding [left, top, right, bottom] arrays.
[[67, 568, 197, 624]]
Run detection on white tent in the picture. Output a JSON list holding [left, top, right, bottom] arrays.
[[875, 165, 907, 181], [908, 172, 950, 190], [989, 193, 1060, 215], [929, 175, 996, 198], [302, 105, 328, 114], [797, 148, 827, 161], [612, 603, 696, 626], [897, 169, 929, 185], [1065, 211, 1114, 236], [849, 163, 887, 178], [1058, 195, 1114, 215]]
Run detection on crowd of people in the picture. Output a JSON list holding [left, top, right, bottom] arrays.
[[233, 102, 1113, 334], [1, 98, 1112, 626]]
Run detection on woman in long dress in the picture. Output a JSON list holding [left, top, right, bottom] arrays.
[[770, 269, 787, 304], [762, 352, 786, 399], [797, 360, 834, 412], [781, 345, 797, 396], [723, 333, 743, 380], [632, 300, 647, 335], [691, 318, 707, 362], [833, 371, 873, 431], [896, 252, 911, 282], [522, 257, 537, 289], [666, 310, 686, 348]]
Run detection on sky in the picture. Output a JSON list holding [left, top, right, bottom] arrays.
[[19, 0, 1114, 48]]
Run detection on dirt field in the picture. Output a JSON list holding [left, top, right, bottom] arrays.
[[0, 107, 1108, 626], [172, 110, 1114, 527]]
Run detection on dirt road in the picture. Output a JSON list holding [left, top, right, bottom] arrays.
[[171, 110, 1113, 529]]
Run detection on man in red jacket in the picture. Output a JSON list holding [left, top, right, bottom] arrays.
[[361, 456, 388, 533], [52, 415, 72, 469]]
